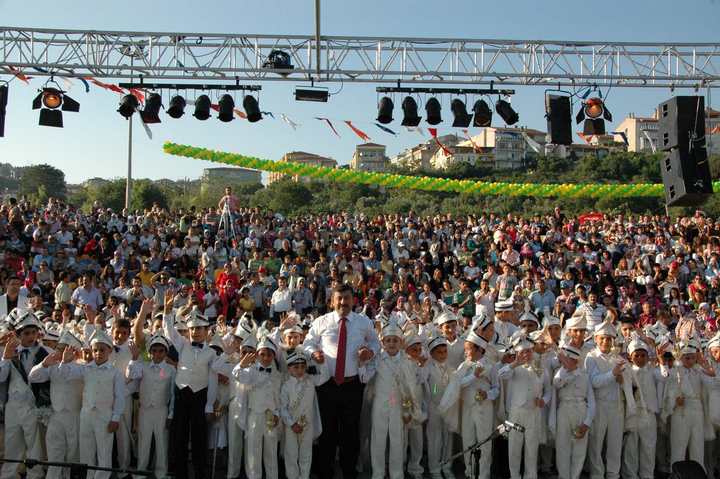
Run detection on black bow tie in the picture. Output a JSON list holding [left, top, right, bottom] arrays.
[[114, 346, 120, 353], [259, 367, 272, 373], [191, 342, 205, 349]]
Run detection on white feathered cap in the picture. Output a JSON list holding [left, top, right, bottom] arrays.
[[465, 331, 489, 350], [427, 334, 448, 351], [286, 350, 307, 366], [542, 307, 561, 328], [435, 311, 458, 326], [679, 338, 701, 356], [593, 320, 617, 338], [564, 310, 587, 331], [58, 330, 83, 350], [560, 343, 581, 359], [380, 319, 404, 340], [471, 311, 493, 332], [89, 329, 113, 348], [185, 307, 209, 328], [627, 335, 649, 355], [707, 332, 720, 350], [149, 334, 171, 350], [257, 336, 277, 354]]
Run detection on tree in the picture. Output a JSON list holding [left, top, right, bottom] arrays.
[[19, 164, 66, 199], [130, 180, 168, 212], [250, 179, 313, 214]]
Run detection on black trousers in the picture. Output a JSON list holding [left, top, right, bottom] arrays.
[[171, 386, 208, 479], [316, 378, 365, 479]]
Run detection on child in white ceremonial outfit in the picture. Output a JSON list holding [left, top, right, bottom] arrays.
[[551, 343, 594, 479], [126, 334, 176, 479], [361, 320, 418, 479], [235, 336, 283, 479], [438, 331, 499, 479], [498, 334, 551, 479], [403, 332, 428, 479], [280, 350, 329, 479], [425, 335, 453, 479], [662, 338, 717, 469], [621, 337, 666, 479], [56, 329, 125, 479]]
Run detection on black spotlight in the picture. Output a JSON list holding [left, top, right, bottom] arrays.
[[117, 94, 139, 119], [32, 87, 80, 128], [140, 92, 162, 124], [451, 99, 472, 127], [495, 98, 519, 125], [377, 96, 394, 124], [401, 96, 421, 126], [193, 95, 211, 120], [472, 99, 492, 127], [167, 95, 186, 119], [243, 95, 262, 123], [576, 97, 612, 135], [218, 94, 235, 122], [425, 97, 442, 125]]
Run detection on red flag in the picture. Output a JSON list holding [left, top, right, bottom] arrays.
[[6, 66, 32, 84], [577, 132, 592, 144], [344, 121, 371, 141], [85, 77, 126, 95], [128, 88, 145, 103], [462, 129, 482, 153], [429, 128, 453, 156]]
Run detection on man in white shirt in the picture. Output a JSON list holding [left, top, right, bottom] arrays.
[[303, 284, 380, 479]]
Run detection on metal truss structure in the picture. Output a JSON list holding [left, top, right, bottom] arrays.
[[2, 26, 720, 89]]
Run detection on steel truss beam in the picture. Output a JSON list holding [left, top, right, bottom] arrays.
[[2, 26, 720, 88]]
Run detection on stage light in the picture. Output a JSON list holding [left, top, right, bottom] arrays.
[[451, 99, 472, 127], [295, 87, 329, 102], [377, 96, 394, 124], [243, 95, 262, 123], [32, 87, 80, 127], [194, 95, 211, 120], [42, 90, 62, 109], [167, 95, 186, 119], [495, 98, 519, 125], [425, 97, 442, 125], [401, 96, 421, 126], [117, 94, 139, 119], [218, 94, 235, 122], [140, 93, 162, 124], [472, 99, 492, 127], [576, 97, 612, 135]]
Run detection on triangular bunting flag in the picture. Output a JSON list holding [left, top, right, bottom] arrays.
[[315, 117, 340, 138], [429, 128, 453, 156]]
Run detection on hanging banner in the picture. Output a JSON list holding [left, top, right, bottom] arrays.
[[163, 142, 716, 198]]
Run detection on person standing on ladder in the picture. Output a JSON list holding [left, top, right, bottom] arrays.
[[218, 186, 239, 240]]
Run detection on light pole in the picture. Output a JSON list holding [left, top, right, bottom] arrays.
[[125, 113, 133, 210]]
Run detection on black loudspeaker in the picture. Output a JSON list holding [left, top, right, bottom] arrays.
[[661, 146, 713, 206], [670, 460, 707, 479], [658, 96, 706, 151], [545, 94, 572, 145]]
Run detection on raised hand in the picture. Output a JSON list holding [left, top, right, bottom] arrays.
[[164, 291, 174, 315], [128, 341, 140, 361], [61, 346, 76, 364], [2, 335, 18, 360], [312, 351, 325, 364], [42, 350, 63, 368], [239, 352, 257, 369]]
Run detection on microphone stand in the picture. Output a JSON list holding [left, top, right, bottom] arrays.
[[442, 423, 516, 479]]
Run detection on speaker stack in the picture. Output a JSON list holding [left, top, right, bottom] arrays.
[[658, 96, 714, 207]]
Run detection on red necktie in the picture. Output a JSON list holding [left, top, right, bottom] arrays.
[[335, 316, 348, 384]]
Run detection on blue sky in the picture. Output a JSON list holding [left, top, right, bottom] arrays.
[[2, 0, 719, 183]]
